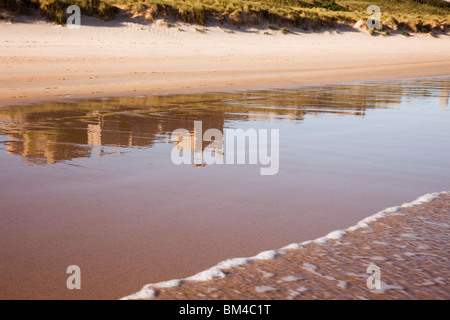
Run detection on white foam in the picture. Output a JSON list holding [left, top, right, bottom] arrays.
[[260, 270, 274, 278], [185, 257, 251, 282], [281, 275, 300, 282], [401, 193, 441, 208], [255, 286, 277, 293], [121, 191, 448, 300], [282, 243, 300, 249], [314, 230, 347, 244], [120, 288, 156, 300], [384, 206, 400, 213], [217, 257, 249, 269], [148, 280, 183, 289], [186, 268, 226, 282], [252, 250, 279, 260], [346, 191, 447, 232], [337, 280, 348, 289]]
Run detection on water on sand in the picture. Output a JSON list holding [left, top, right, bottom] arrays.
[[0, 77, 449, 299]]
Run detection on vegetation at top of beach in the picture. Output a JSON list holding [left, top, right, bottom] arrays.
[[1, 0, 449, 33], [111, 0, 449, 31], [0, 0, 116, 23]]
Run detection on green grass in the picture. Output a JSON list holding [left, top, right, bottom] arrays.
[[1, 0, 449, 32], [338, 0, 449, 32], [0, 0, 115, 23]]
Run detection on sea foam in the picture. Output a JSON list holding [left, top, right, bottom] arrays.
[[121, 191, 448, 300]]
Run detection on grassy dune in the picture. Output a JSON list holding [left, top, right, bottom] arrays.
[[1, 0, 449, 32], [0, 0, 116, 23]]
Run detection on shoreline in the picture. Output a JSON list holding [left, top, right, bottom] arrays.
[[123, 191, 450, 300], [2, 72, 449, 108], [1, 18, 450, 107], [2, 65, 450, 108]]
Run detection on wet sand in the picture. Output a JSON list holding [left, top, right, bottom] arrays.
[[0, 78, 449, 300], [1, 16, 450, 106], [124, 192, 450, 300]]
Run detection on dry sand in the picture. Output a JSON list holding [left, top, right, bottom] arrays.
[[124, 192, 450, 300], [1, 15, 450, 106]]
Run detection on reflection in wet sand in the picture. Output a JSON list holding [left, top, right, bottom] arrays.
[[440, 88, 449, 108], [0, 79, 423, 165], [0, 77, 449, 300]]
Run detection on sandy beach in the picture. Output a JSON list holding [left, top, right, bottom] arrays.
[[1, 12, 449, 301], [1, 15, 450, 106]]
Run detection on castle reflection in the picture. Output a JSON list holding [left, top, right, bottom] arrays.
[[0, 78, 448, 165]]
